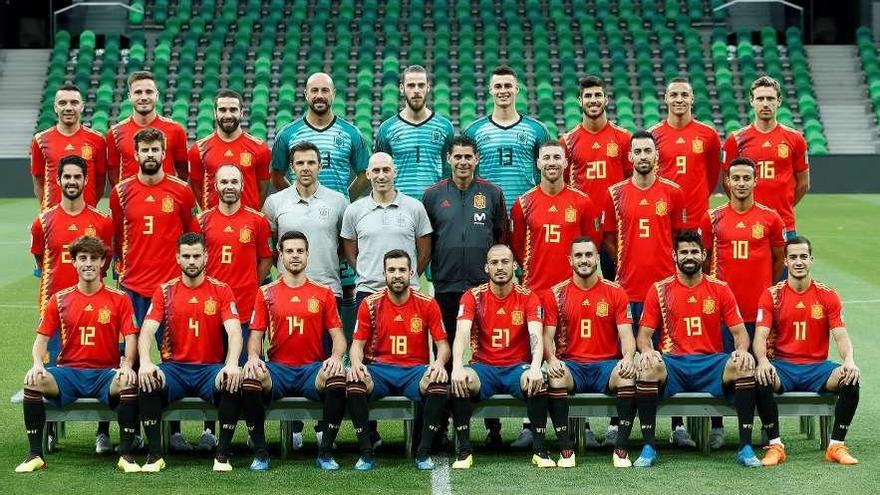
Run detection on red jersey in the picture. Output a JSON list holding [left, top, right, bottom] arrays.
[[107, 115, 188, 181], [147, 277, 238, 364], [31, 125, 107, 209], [545, 278, 631, 363], [651, 119, 721, 227], [722, 123, 809, 231], [109, 175, 199, 297], [560, 121, 632, 201], [38, 285, 137, 369], [458, 283, 542, 366], [757, 280, 844, 364], [188, 131, 271, 209], [510, 186, 601, 290], [30, 205, 113, 311], [250, 278, 342, 367], [702, 202, 785, 322], [604, 177, 686, 302], [641, 276, 743, 355], [199, 206, 272, 322], [353, 289, 446, 367]]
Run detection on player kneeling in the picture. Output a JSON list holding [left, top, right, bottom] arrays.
[[544, 237, 638, 467], [240, 231, 348, 471], [754, 236, 860, 466], [450, 245, 555, 469], [347, 250, 450, 471], [16, 236, 140, 473], [137, 233, 244, 472], [635, 231, 761, 468]]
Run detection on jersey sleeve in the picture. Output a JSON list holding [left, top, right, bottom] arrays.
[[639, 286, 661, 330], [106, 129, 120, 178], [825, 290, 845, 329], [36, 295, 61, 337], [30, 137, 44, 177], [261, 196, 278, 234], [755, 289, 774, 328], [526, 291, 543, 323], [93, 135, 108, 178], [721, 133, 737, 170], [793, 133, 809, 173], [172, 124, 188, 166], [613, 286, 633, 325], [256, 142, 271, 180], [493, 188, 509, 244], [145, 285, 166, 323], [543, 290, 560, 327], [323, 290, 343, 330], [108, 186, 123, 257], [256, 215, 273, 259], [414, 202, 433, 237], [458, 290, 476, 321], [340, 206, 356, 240], [249, 289, 268, 331], [117, 295, 139, 336], [180, 188, 200, 233], [427, 299, 447, 341], [352, 299, 373, 341], [350, 128, 370, 173], [509, 198, 526, 264], [374, 122, 390, 153], [580, 194, 601, 246], [219, 283, 239, 321], [699, 212, 714, 262], [670, 185, 686, 230], [719, 283, 744, 328], [30, 217, 44, 257], [706, 131, 722, 194], [769, 211, 786, 247], [187, 143, 204, 205], [269, 127, 290, 172], [602, 188, 617, 233]]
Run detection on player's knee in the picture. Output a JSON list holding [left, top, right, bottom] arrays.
[[548, 375, 566, 389], [242, 378, 263, 396], [324, 375, 347, 392], [425, 382, 449, 397], [346, 380, 369, 398]]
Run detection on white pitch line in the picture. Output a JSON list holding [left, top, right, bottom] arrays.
[[0, 303, 37, 309], [842, 299, 880, 305], [430, 455, 452, 495]]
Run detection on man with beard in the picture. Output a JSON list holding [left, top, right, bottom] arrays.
[[650, 78, 722, 229], [189, 89, 271, 209], [449, 245, 554, 470], [464, 66, 550, 211], [270, 72, 370, 199], [136, 233, 244, 472], [543, 237, 637, 468], [634, 230, 761, 468], [753, 236, 861, 466], [241, 230, 348, 471], [375, 65, 455, 200], [346, 249, 450, 470], [107, 71, 188, 183], [31, 84, 107, 210]]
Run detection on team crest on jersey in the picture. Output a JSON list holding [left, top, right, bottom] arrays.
[[702, 298, 716, 315], [240, 152, 253, 167], [473, 193, 486, 209], [334, 133, 345, 147], [204, 298, 217, 315], [432, 130, 443, 143], [84, 225, 97, 237], [410, 316, 423, 333], [606, 143, 619, 157], [161, 196, 174, 213], [777, 143, 790, 159], [517, 131, 529, 143], [692, 138, 704, 154], [511, 310, 524, 325], [97, 307, 111, 324], [81, 144, 93, 160], [752, 223, 765, 240], [239, 227, 253, 243], [596, 300, 609, 317], [307, 297, 320, 314], [565, 206, 577, 223], [655, 200, 668, 216], [811, 304, 824, 319]]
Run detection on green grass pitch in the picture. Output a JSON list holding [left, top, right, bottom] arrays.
[[1, 195, 878, 494]]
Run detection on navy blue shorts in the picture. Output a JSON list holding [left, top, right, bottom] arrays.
[[773, 359, 839, 393], [123, 286, 152, 327], [630, 302, 660, 348], [160, 362, 223, 404], [470, 362, 529, 401], [722, 322, 756, 354], [47, 367, 116, 407], [223, 322, 249, 366], [565, 359, 617, 394], [367, 363, 426, 401], [266, 361, 322, 401], [662, 353, 730, 400]]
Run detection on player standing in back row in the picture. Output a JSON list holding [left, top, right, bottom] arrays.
[[375, 65, 455, 200], [464, 65, 551, 211]]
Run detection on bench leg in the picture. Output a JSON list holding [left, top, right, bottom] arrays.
[[819, 416, 831, 450], [58, 421, 67, 439], [801, 416, 816, 440], [404, 419, 413, 458], [161, 420, 169, 454], [42, 424, 50, 455], [569, 417, 582, 453], [280, 421, 289, 459]]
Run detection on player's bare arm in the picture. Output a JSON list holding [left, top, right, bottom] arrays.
[[322, 327, 347, 377], [221, 318, 244, 392], [831, 327, 860, 386], [347, 339, 368, 382], [543, 324, 565, 378], [524, 320, 545, 395], [416, 234, 432, 276], [752, 325, 777, 387], [243, 328, 268, 380], [451, 318, 473, 397], [617, 323, 637, 379], [794, 170, 810, 205], [342, 238, 358, 272], [729, 323, 755, 371], [428, 339, 451, 383], [25, 334, 51, 387], [137, 318, 164, 393]]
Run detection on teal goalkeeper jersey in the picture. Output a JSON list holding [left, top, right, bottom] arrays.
[[374, 112, 455, 200], [463, 115, 550, 210], [270, 116, 369, 197]]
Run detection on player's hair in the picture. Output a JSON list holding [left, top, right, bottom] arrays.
[[278, 230, 310, 252], [667, 76, 691, 87], [214, 88, 242, 107], [57, 154, 88, 180], [177, 232, 205, 249], [383, 249, 411, 270], [133, 127, 165, 150], [55, 83, 83, 97], [127, 70, 155, 88], [537, 140, 564, 155], [401, 64, 429, 83], [448, 135, 478, 155], [578, 75, 605, 92], [69, 235, 107, 260], [630, 129, 657, 147], [490, 65, 518, 79], [785, 235, 812, 255], [727, 156, 757, 175], [674, 230, 704, 251], [290, 141, 321, 164], [749, 75, 782, 100], [570, 236, 597, 252]]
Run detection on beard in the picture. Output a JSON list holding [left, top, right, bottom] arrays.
[[139, 159, 161, 175], [218, 116, 240, 133], [678, 259, 701, 276]]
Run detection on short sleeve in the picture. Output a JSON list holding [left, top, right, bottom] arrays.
[[543, 290, 560, 327], [172, 124, 188, 164], [350, 128, 370, 173], [613, 286, 633, 325], [145, 285, 166, 324], [580, 194, 601, 246], [261, 194, 278, 233], [30, 137, 44, 177], [793, 133, 809, 173], [427, 299, 447, 341], [30, 217, 44, 256], [769, 211, 786, 247], [323, 289, 343, 330], [825, 290, 845, 329], [219, 284, 239, 320], [180, 187, 200, 233], [639, 286, 661, 330], [249, 289, 268, 331], [526, 291, 543, 324], [755, 289, 774, 328], [374, 122, 390, 154], [93, 136, 108, 176], [720, 284, 744, 328], [413, 202, 433, 237], [721, 133, 737, 170], [106, 128, 120, 175], [352, 298, 373, 341], [602, 188, 617, 233], [256, 215, 273, 258], [37, 295, 61, 337], [256, 142, 271, 180], [269, 127, 291, 172], [340, 204, 357, 240], [670, 185, 686, 230], [117, 295, 139, 336], [187, 144, 203, 185], [458, 290, 476, 321]]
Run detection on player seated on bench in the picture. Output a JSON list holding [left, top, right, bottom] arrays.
[[16, 236, 141, 474]]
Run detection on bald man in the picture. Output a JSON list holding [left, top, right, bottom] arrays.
[[270, 72, 370, 199], [342, 153, 433, 307]]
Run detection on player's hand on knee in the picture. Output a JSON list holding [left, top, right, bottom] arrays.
[[321, 356, 345, 377], [25, 364, 48, 388], [841, 360, 860, 386], [617, 357, 636, 380], [547, 358, 566, 379], [347, 362, 368, 383], [524, 367, 544, 395], [243, 356, 267, 380], [732, 350, 755, 372], [221, 364, 243, 392], [116, 363, 137, 388], [755, 359, 776, 386], [451, 367, 469, 398], [427, 361, 448, 383], [138, 362, 161, 392]]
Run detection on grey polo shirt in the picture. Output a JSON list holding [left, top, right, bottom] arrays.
[[341, 190, 432, 293], [262, 183, 349, 296]]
